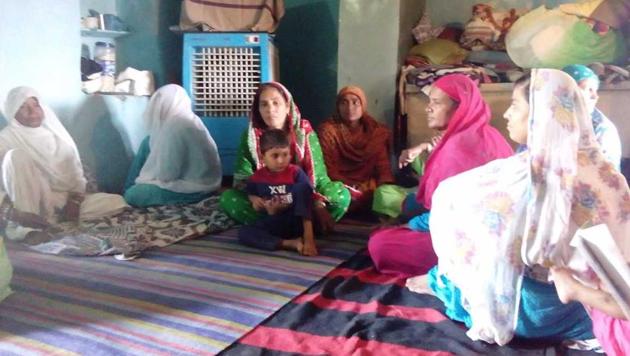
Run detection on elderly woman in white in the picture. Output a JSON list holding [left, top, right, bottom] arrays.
[[124, 84, 222, 207], [0, 86, 128, 242]]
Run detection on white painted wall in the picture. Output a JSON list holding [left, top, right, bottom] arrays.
[[0, 0, 83, 120], [0, 0, 150, 192]]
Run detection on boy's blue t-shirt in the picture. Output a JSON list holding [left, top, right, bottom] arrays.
[[246, 164, 313, 217]]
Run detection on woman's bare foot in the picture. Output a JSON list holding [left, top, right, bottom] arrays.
[[313, 206, 334, 235], [406, 275, 434, 295], [550, 267, 578, 304]]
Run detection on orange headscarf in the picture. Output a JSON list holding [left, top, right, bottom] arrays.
[[318, 86, 394, 186], [336, 86, 368, 114]]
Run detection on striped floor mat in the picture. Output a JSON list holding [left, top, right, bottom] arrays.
[[0, 224, 370, 355], [223, 252, 596, 356]]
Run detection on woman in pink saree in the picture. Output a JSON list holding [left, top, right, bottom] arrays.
[[368, 74, 513, 277]]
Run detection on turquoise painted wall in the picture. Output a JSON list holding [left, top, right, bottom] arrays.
[[274, 0, 424, 129], [116, 0, 182, 86], [275, 0, 340, 126]]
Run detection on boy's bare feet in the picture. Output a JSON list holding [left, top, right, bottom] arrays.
[[300, 237, 318, 256], [301, 218, 318, 256]]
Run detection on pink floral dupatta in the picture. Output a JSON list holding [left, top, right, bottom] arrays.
[[416, 74, 513, 209], [429, 69, 630, 345]]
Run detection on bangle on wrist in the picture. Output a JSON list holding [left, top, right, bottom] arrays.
[[0, 199, 12, 218]]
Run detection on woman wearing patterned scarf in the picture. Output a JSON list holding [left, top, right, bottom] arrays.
[[414, 69, 629, 347], [220, 82, 350, 232]]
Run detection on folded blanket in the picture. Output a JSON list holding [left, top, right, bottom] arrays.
[[179, 0, 285, 32]]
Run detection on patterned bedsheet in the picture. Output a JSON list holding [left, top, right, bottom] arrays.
[[27, 196, 233, 256]]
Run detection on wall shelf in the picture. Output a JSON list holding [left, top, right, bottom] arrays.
[[81, 29, 129, 39]]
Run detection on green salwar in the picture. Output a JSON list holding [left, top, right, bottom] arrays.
[[372, 154, 426, 218], [220, 132, 350, 224]]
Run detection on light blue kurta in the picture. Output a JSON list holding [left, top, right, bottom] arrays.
[[592, 109, 622, 171], [124, 137, 213, 207]]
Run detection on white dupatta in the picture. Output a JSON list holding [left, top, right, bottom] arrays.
[[135, 84, 222, 193], [429, 69, 630, 345], [0, 87, 86, 193]]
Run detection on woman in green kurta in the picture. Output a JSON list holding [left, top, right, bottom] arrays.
[[220, 82, 350, 231]]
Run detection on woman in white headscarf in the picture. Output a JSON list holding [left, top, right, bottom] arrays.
[[0, 86, 128, 241], [124, 84, 222, 207], [409, 69, 629, 346]]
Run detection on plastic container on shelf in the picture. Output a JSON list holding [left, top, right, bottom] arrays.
[[94, 41, 116, 77]]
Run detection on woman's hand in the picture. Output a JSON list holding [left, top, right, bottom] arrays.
[[398, 134, 444, 169], [431, 133, 443, 147], [249, 195, 267, 212], [549, 266, 587, 305], [60, 192, 84, 222], [61, 199, 81, 222], [398, 143, 431, 169], [9, 209, 50, 229]]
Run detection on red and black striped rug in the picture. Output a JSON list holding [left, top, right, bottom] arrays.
[[222, 250, 598, 356]]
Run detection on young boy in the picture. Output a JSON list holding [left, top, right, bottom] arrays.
[[237, 129, 317, 256]]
